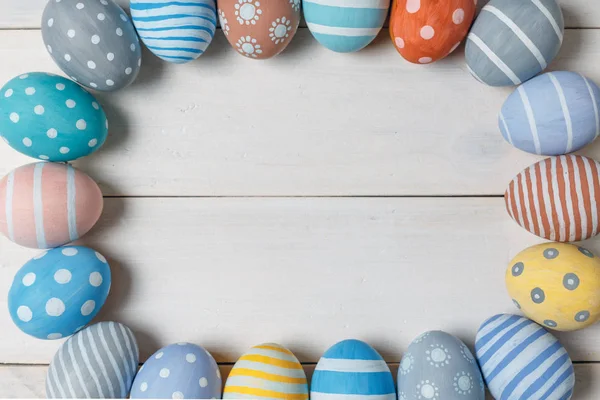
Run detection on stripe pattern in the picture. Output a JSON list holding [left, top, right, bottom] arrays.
[[0, 162, 103, 249], [303, 0, 389, 53], [46, 322, 139, 399], [465, 0, 564, 86], [505, 155, 600, 242], [475, 314, 574, 400], [223, 343, 308, 399], [500, 71, 600, 156], [311, 339, 395, 399], [131, 0, 217, 63]]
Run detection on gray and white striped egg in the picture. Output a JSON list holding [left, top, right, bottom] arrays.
[[46, 321, 139, 399], [466, 0, 564, 87], [41, 0, 142, 92]]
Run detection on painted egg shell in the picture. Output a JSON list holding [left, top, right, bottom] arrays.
[[130, 342, 222, 399], [224, 343, 308, 399], [0, 72, 108, 162], [505, 155, 600, 242], [506, 243, 600, 331], [218, 0, 300, 59], [390, 0, 476, 64], [475, 314, 575, 400], [311, 339, 395, 400], [46, 321, 139, 399], [41, 0, 142, 92], [500, 71, 600, 156], [131, 0, 217, 63], [303, 0, 389, 53], [8, 246, 111, 340], [0, 162, 103, 249], [466, 0, 564, 86], [398, 331, 484, 400]]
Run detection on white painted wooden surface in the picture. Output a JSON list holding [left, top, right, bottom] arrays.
[[1, 0, 600, 397]]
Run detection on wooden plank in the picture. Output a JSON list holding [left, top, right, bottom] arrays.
[[1, 29, 600, 196], [1, 197, 600, 363]]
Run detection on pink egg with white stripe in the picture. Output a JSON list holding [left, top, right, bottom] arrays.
[[0, 162, 103, 249]]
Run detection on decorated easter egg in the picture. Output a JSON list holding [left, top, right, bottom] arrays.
[[390, 0, 476, 64], [224, 343, 308, 399], [8, 246, 111, 340], [398, 331, 484, 400], [41, 0, 142, 92], [311, 339, 395, 399], [0, 162, 103, 249], [303, 0, 389, 53], [0, 72, 108, 162], [130, 342, 222, 399], [505, 155, 600, 242], [466, 0, 564, 86], [500, 71, 600, 156], [475, 314, 575, 400], [506, 243, 600, 331], [131, 0, 217, 63], [218, 0, 300, 59], [46, 321, 139, 399]]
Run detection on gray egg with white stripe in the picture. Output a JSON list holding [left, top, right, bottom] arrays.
[[41, 0, 142, 92], [466, 0, 564, 87], [46, 321, 139, 399]]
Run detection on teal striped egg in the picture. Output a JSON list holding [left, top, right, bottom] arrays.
[[303, 0, 389, 53], [466, 0, 564, 87], [131, 0, 217, 63]]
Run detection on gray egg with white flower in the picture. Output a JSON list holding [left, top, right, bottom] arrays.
[[397, 331, 485, 400], [41, 0, 141, 92]]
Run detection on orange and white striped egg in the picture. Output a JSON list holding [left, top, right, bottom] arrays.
[[505, 155, 600, 242], [0, 162, 103, 249]]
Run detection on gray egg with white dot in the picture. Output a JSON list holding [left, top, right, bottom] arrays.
[[42, 0, 141, 92]]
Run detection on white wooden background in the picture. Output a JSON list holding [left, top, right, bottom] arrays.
[[2, 0, 600, 398]]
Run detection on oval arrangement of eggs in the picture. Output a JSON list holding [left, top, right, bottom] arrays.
[[466, 0, 564, 86], [218, 0, 300, 59], [505, 155, 600, 242], [0, 72, 108, 162], [41, 0, 141, 91], [390, 0, 476, 64], [8, 246, 111, 340]]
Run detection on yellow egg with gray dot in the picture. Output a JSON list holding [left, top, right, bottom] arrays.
[[506, 243, 600, 331]]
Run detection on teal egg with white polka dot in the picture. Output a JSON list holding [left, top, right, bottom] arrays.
[[0, 72, 108, 162], [8, 246, 111, 340]]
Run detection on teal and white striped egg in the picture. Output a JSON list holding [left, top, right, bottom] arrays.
[[0, 73, 108, 162], [466, 0, 564, 87], [131, 0, 217, 63]]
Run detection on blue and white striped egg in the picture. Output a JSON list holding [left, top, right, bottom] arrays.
[[130, 343, 222, 399], [475, 314, 575, 400], [500, 71, 600, 156], [131, 0, 217, 63], [311, 339, 395, 399], [466, 0, 564, 87], [303, 0, 389, 53], [0, 73, 108, 162], [8, 246, 111, 340]]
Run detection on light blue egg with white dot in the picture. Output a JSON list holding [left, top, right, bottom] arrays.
[[8, 246, 111, 340], [0, 72, 108, 162]]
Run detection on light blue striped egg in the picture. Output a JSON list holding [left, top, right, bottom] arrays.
[[475, 314, 575, 400], [130, 0, 217, 63], [303, 0, 389, 53], [500, 71, 600, 156], [466, 0, 564, 87], [8, 246, 111, 340], [311, 339, 396, 399]]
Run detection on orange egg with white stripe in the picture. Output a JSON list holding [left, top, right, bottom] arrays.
[[223, 343, 308, 399]]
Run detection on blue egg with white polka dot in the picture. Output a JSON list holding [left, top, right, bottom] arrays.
[[130, 342, 222, 399], [8, 246, 111, 340], [0, 72, 108, 162]]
